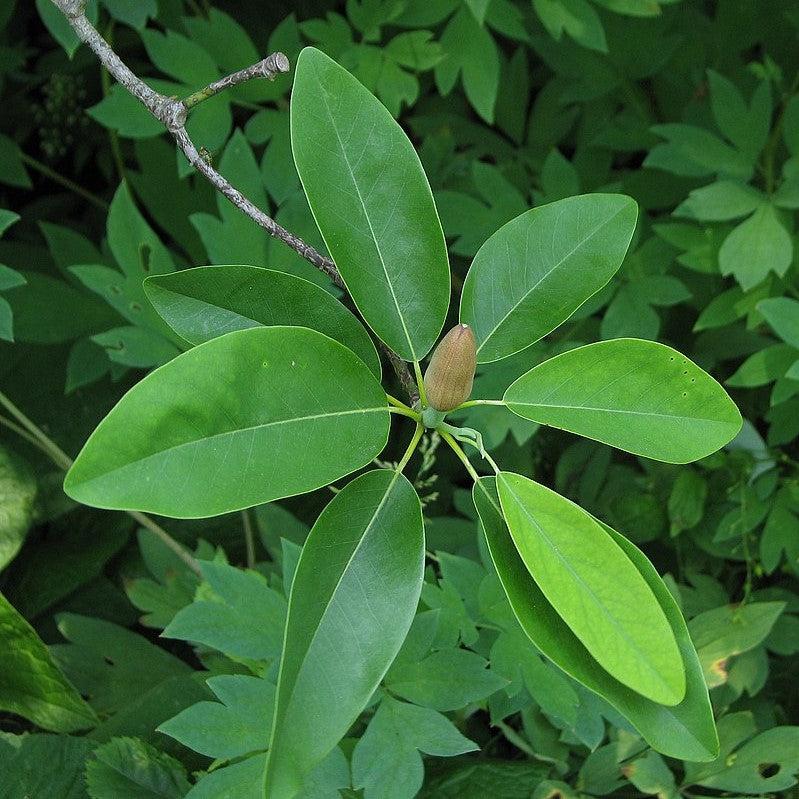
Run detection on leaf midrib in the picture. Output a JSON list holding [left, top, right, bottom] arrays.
[[505, 401, 733, 425], [314, 63, 416, 361], [476, 203, 626, 355], [498, 475, 676, 698], [74, 407, 387, 484], [267, 471, 404, 778]]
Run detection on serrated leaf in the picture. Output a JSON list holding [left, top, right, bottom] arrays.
[[85, 737, 190, 799], [496, 472, 685, 704], [265, 469, 425, 797], [460, 194, 637, 363], [0, 444, 36, 571], [64, 327, 389, 518], [291, 47, 449, 361], [144, 265, 380, 377], [474, 478, 718, 761], [0, 593, 97, 732], [504, 339, 741, 463]]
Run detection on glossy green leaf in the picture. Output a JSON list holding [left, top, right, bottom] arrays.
[[265, 469, 425, 798], [144, 265, 381, 377], [64, 327, 389, 518], [504, 339, 742, 463], [291, 47, 450, 361], [460, 194, 638, 363], [473, 479, 718, 760], [495, 472, 685, 704], [0, 593, 97, 733], [0, 444, 37, 571]]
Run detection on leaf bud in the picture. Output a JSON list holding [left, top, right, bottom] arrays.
[[423, 324, 477, 412]]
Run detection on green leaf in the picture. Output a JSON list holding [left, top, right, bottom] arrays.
[[688, 602, 785, 688], [474, 478, 718, 761], [757, 297, 799, 349], [646, 123, 754, 179], [460, 195, 638, 363], [0, 593, 97, 732], [186, 755, 266, 799], [265, 469, 425, 797], [435, 8, 500, 122], [719, 204, 793, 290], [0, 136, 31, 188], [385, 648, 506, 710], [51, 614, 190, 718], [85, 737, 190, 799], [707, 71, 771, 161], [92, 326, 179, 369], [144, 265, 381, 377], [688, 722, 799, 794], [623, 751, 677, 799], [64, 327, 390, 517], [36, 0, 98, 58], [158, 675, 274, 760], [673, 180, 764, 221], [532, 0, 608, 53], [291, 47, 450, 361], [496, 472, 685, 704], [163, 561, 286, 661], [667, 470, 707, 536], [101, 0, 156, 29], [504, 339, 742, 463], [0, 735, 98, 799], [0, 444, 37, 571], [727, 344, 797, 387], [351, 696, 478, 799]]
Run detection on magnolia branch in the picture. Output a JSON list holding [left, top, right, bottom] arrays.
[[51, 0, 418, 399]]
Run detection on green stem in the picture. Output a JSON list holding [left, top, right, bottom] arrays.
[[0, 390, 202, 577], [386, 393, 411, 411], [396, 424, 424, 473], [440, 430, 480, 483], [388, 406, 422, 421], [241, 508, 257, 569], [19, 153, 109, 211], [455, 398, 505, 410], [413, 360, 427, 406]]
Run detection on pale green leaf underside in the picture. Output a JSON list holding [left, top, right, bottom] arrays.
[[497, 472, 686, 705], [460, 194, 638, 363], [291, 47, 450, 361], [504, 338, 741, 463], [265, 469, 424, 798], [64, 327, 389, 518], [144, 265, 381, 378], [474, 479, 718, 761]]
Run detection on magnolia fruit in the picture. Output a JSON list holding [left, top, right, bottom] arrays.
[[423, 324, 477, 412]]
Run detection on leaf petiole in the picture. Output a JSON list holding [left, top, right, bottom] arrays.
[[395, 423, 424, 473], [440, 430, 480, 483], [413, 360, 427, 407], [388, 405, 422, 422], [454, 398, 505, 410]]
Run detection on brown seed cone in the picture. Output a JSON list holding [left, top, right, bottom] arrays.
[[423, 324, 477, 411]]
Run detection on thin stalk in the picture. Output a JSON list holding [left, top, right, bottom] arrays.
[[100, 21, 126, 183], [241, 508, 257, 569], [0, 390, 202, 577], [455, 398, 505, 410], [388, 405, 422, 421], [0, 414, 51, 454], [413, 360, 427, 407], [440, 430, 480, 483], [386, 393, 412, 411], [19, 153, 109, 210], [396, 424, 424, 474]]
